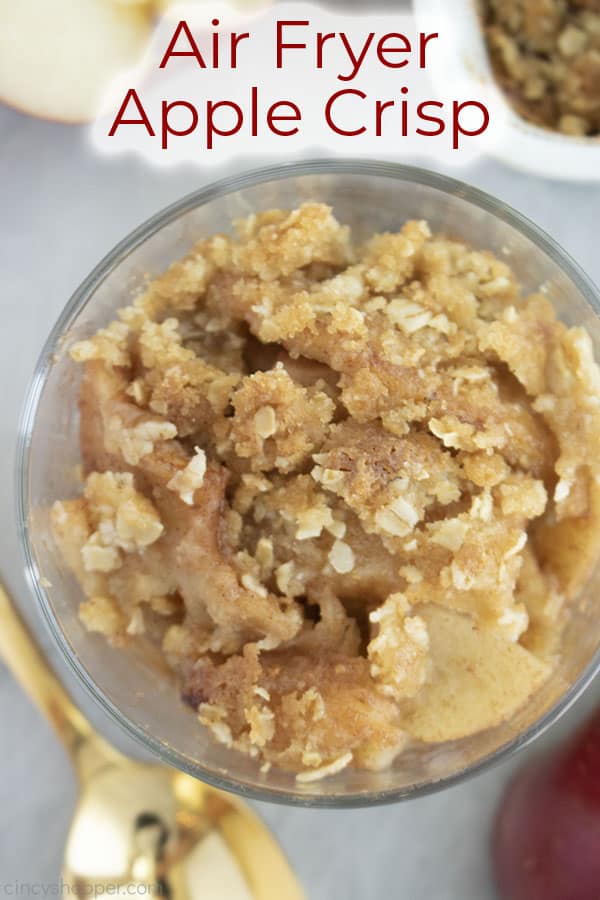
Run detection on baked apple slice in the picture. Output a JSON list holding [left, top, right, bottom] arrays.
[[402, 605, 550, 742]]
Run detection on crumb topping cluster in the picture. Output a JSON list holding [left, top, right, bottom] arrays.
[[52, 203, 600, 778]]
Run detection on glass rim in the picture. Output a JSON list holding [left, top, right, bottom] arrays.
[[16, 158, 600, 808]]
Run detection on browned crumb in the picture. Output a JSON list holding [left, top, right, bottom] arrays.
[[52, 203, 600, 779]]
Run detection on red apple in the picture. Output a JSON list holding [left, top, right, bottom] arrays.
[[492, 705, 600, 900]]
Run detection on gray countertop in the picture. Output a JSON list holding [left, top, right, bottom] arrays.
[[1, 93, 599, 899]]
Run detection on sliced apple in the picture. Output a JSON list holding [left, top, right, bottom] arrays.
[[0, 0, 153, 123], [402, 606, 550, 743], [152, 0, 271, 10]]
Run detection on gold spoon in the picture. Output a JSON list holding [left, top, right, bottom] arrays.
[[0, 580, 305, 899]]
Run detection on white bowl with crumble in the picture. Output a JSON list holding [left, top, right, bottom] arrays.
[[18, 160, 600, 805], [415, 0, 600, 182]]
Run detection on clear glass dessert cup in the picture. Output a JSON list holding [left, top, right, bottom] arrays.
[[17, 159, 600, 807]]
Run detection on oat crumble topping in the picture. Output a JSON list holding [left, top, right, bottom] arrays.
[[480, 0, 600, 136], [51, 203, 600, 778]]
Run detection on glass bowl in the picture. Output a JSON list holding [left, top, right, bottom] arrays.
[[17, 160, 600, 807]]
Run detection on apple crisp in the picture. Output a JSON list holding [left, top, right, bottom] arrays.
[[52, 203, 600, 777], [480, 0, 600, 136]]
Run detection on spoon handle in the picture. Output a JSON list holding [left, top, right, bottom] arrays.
[[0, 578, 94, 759]]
